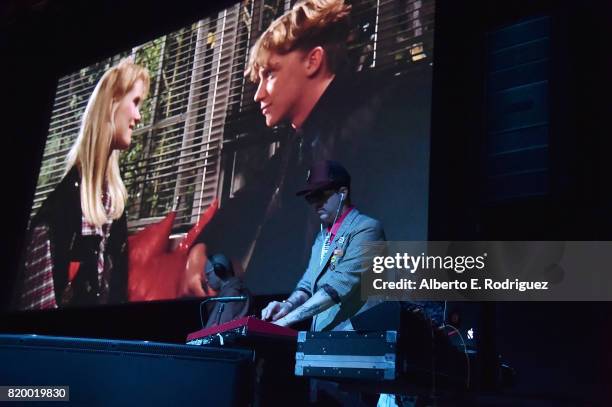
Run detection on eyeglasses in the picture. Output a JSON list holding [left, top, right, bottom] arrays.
[[305, 189, 337, 204]]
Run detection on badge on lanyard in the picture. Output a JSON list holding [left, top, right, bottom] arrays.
[[330, 248, 344, 269]]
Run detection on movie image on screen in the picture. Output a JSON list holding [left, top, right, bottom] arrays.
[[12, 0, 435, 310]]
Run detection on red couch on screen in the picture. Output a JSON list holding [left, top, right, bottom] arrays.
[[127, 200, 218, 301]]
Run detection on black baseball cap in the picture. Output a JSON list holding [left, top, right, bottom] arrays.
[[296, 160, 351, 196]]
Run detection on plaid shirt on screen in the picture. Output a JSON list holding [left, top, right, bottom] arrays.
[[20, 187, 113, 310]]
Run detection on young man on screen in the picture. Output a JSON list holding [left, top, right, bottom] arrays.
[[245, 0, 424, 243]]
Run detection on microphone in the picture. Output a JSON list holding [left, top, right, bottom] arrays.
[[203, 295, 248, 303], [199, 296, 248, 327]]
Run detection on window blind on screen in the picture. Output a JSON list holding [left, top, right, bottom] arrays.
[[32, 0, 434, 232]]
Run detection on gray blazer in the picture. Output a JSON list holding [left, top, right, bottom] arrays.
[[296, 208, 386, 331]]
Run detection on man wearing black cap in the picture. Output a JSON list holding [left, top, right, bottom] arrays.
[[261, 160, 385, 331]]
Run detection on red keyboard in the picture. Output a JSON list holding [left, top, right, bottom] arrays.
[[186, 316, 297, 344]]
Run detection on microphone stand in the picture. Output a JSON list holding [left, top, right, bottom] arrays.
[[216, 303, 225, 326], [199, 296, 248, 328]]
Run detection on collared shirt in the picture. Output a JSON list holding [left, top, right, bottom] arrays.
[[326, 206, 355, 242], [80, 189, 113, 301], [295, 73, 356, 165], [318, 206, 356, 302], [320, 206, 355, 264]]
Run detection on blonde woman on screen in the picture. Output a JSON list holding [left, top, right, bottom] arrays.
[[16, 59, 150, 310]]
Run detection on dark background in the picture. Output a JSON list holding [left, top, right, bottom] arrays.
[[1, 0, 611, 404]]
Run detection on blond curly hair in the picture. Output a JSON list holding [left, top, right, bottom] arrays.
[[246, 0, 351, 82]]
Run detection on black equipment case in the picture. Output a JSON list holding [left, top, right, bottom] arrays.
[[293, 303, 471, 389]]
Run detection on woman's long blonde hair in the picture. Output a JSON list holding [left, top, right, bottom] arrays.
[[66, 58, 150, 227]]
